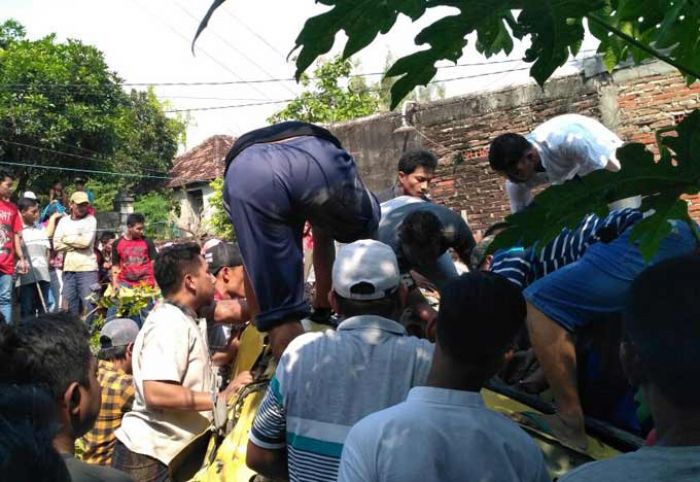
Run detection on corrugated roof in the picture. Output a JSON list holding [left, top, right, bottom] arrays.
[[168, 134, 235, 188]]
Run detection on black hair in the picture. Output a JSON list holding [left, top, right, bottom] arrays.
[[399, 210, 443, 247], [488, 133, 532, 172], [0, 170, 14, 182], [437, 272, 526, 377], [17, 197, 38, 212], [334, 289, 401, 319], [98, 345, 128, 361], [0, 312, 92, 400], [624, 255, 700, 408], [154, 242, 204, 297], [0, 384, 70, 482], [100, 231, 116, 240], [127, 212, 146, 227], [398, 149, 438, 175]]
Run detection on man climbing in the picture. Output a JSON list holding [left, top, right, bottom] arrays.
[[223, 121, 380, 359]]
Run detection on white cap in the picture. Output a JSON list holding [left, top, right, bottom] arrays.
[[22, 191, 37, 200], [332, 240, 400, 301]]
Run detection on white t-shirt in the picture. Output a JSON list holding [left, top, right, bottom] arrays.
[[19, 223, 51, 284], [338, 386, 550, 482], [507, 114, 623, 212], [115, 302, 216, 465]]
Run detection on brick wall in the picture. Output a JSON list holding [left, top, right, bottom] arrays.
[[332, 61, 700, 234]]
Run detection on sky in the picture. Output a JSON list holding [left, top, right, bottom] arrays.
[[4, 0, 600, 150]]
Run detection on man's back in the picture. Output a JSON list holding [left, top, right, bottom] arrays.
[[338, 387, 549, 482], [250, 315, 433, 482], [561, 446, 700, 482]]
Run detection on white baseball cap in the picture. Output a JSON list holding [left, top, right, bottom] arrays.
[[22, 191, 37, 200], [332, 240, 400, 301]]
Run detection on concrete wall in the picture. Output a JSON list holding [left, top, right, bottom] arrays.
[[330, 60, 700, 234], [174, 182, 215, 236]]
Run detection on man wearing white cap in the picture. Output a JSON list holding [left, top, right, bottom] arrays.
[[53, 191, 98, 318], [246, 239, 433, 482]]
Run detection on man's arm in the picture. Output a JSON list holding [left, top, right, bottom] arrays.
[[14, 233, 27, 274], [143, 380, 214, 411], [204, 299, 250, 326], [247, 376, 288, 479], [61, 216, 96, 249]]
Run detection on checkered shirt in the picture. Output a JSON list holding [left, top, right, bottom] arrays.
[[81, 359, 135, 466]]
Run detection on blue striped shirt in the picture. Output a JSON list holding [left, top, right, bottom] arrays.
[[249, 315, 433, 482], [491, 209, 643, 288]]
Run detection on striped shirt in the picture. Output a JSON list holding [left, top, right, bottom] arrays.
[[491, 209, 642, 288], [249, 315, 433, 482]]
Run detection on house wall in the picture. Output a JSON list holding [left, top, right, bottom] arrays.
[[331, 61, 700, 234], [174, 183, 215, 236]]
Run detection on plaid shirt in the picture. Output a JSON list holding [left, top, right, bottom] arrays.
[[81, 359, 135, 466]]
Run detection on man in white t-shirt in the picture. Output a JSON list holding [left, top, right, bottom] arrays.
[[113, 242, 244, 480], [337, 271, 549, 482], [489, 114, 624, 213]]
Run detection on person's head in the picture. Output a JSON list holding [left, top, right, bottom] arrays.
[[155, 242, 215, 309], [204, 240, 245, 299], [17, 197, 39, 226], [98, 318, 140, 374], [126, 213, 146, 240], [397, 149, 438, 198], [0, 312, 100, 442], [488, 133, 539, 183], [398, 210, 444, 270], [74, 177, 87, 191], [330, 239, 403, 319], [469, 222, 510, 271], [0, 384, 70, 482], [100, 231, 115, 247], [435, 272, 526, 389], [0, 170, 14, 199], [69, 191, 90, 219], [622, 255, 700, 411]]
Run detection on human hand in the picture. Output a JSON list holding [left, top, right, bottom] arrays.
[[220, 370, 254, 402], [17, 259, 28, 275], [268, 320, 305, 361]]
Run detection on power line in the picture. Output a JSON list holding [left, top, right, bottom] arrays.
[[163, 55, 599, 113], [0, 50, 599, 90], [171, 0, 297, 97], [219, 4, 286, 57], [0, 160, 171, 180], [0, 134, 172, 175]]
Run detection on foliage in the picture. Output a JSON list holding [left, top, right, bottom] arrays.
[[268, 56, 381, 124], [0, 19, 186, 195], [134, 190, 178, 239], [208, 177, 235, 241], [90, 179, 121, 212]]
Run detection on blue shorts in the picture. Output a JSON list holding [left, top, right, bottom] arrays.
[[225, 136, 380, 331], [524, 220, 697, 332]]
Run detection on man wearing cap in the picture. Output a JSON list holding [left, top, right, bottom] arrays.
[[246, 239, 433, 482], [204, 239, 251, 385], [81, 318, 140, 467], [53, 191, 98, 318]]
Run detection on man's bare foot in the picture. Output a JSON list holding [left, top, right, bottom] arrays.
[[540, 413, 588, 452]]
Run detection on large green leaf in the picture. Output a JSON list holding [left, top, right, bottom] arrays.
[[490, 110, 700, 260]]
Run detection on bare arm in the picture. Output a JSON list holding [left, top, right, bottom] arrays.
[[205, 299, 250, 326], [143, 380, 214, 411], [246, 442, 289, 481]]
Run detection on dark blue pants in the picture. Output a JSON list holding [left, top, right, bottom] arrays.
[[225, 135, 379, 331], [62, 271, 99, 320]]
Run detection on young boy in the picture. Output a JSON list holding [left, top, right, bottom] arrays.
[[17, 197, 61, 317]]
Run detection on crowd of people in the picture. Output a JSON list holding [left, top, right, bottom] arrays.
[[1, 116, 699, 482]]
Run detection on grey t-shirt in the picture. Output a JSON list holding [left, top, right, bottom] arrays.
[[62, 454, 134, 482], [560, 446, 700, 482], [20, 224, 51, 285], [377, 197, 475, 286]]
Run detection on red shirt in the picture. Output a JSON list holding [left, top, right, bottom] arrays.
[[112, 236, 157, 287], [0, 200, 22, 275]]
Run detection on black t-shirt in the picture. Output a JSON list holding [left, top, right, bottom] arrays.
[[62, 454, 134, 482]]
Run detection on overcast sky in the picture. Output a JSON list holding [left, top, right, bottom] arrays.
[[4, 1, 600, 149]]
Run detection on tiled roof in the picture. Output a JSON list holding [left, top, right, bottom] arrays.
[[168, 134, 235, 188]]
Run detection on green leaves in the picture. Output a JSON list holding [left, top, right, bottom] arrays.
[[292, 0, 429, 81], [490, 110, 700, 260], [591, 0, 700, 82]]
